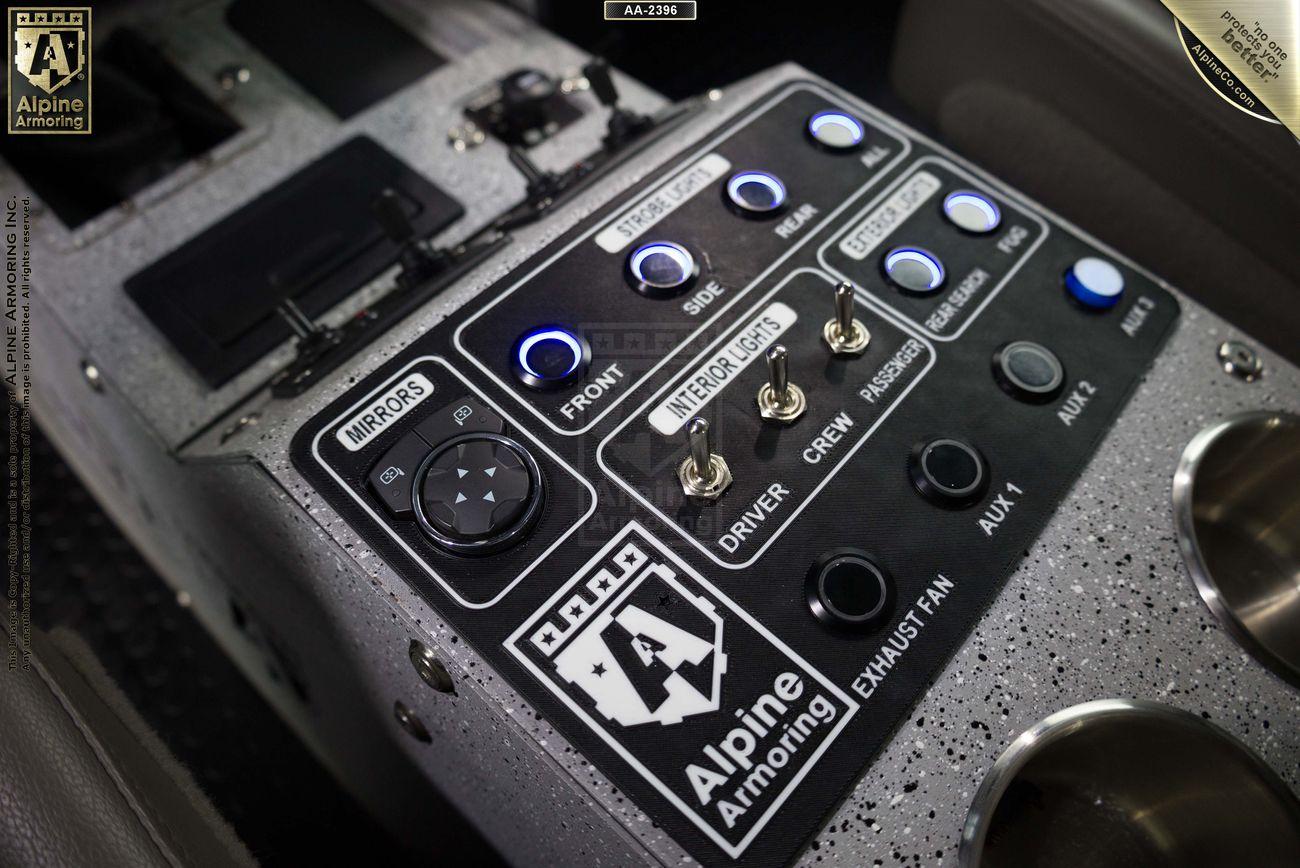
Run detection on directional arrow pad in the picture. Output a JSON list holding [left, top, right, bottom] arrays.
[[420, 437, 534, 542]]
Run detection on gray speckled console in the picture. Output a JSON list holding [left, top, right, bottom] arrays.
[[23, 4, 1299, 865]]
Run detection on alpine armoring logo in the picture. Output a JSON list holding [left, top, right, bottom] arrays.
[[507, 523, 859, 859], [526, 543, 726, 727]]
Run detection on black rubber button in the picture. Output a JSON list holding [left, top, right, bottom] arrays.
[[367, 431, 431, 519], [992, 340, 1065, 403], [806, 549, 895, 630], [910, 437, 988, 508], [414, 395, 506, 446], [415, 433, 542, 555]]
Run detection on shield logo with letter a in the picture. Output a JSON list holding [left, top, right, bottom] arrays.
[[13, 10, 85, 94]]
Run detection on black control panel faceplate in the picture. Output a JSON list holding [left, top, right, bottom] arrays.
[[291, 81, 1179, 867]]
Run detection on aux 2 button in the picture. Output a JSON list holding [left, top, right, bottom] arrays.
[[414, 432, 543, 556], [993, 340, 1065, 403], [909, 437, 988, 508], [806, 549, 895, 631], [626, 240, 699, 299], [512, 326, 590, 391]]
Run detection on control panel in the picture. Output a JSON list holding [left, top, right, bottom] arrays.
[[292, 81, 1178, 867]]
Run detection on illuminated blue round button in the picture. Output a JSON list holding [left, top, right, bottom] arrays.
[[512, 326, 590, 391], [883, 246, 946, 294], [943, 190, 1001, 234], [807, 109, 865, 151], [725, 170, 787, 215], [1065, 257, 1125, 309], [627, 240, 698, 298]]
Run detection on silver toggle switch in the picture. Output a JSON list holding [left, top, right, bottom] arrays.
[[823, 281, 870, 355], [677, 417, 732, 500], [756, 345, 807, 423]]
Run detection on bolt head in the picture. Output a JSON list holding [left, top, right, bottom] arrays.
[[823, 318, 870, 356], [757, 382, 807, 423], [678, 453, 732, 500]]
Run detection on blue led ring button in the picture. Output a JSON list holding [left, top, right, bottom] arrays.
[[942, 190, 1002, 234], [512, 326, 590, 391], [883, 246, 946, 295], [724, 170, 787, 217], [626, 240, 698, 299], [807, 109, 865, 151], [1065, 257, 1125, 310]]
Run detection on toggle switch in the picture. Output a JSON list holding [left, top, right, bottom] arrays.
[[756, 345, 807, 424], [677, 417, 732, 500], [823, 281, 870, 355]]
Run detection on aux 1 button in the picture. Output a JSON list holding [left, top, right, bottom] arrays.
[[807, 109, 866, 151], [626, 240, 698, 299], [512, 326, 590, 391], [724, 170, 787, 217], [883, 246, 946, 295], [909, 437, 988, 508]]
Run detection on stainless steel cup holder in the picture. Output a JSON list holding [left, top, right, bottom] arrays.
[[960, 699, 1300, 868], [1174, 411, 1300, 686]]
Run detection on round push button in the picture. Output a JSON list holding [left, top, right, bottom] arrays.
[[992, 340, 1065, 403], [1065, 257, 1124, 310], [883, 246, 946, 294], [626, 240, 698, 298], [807, 109, 865, 151], [415, 433, 542, 555], [942, 190, 1001, 234], [806, 549, 895, 630], [910, 437, 988, 508], [724, 170, 787, 217], [512, 326, 590, 391]]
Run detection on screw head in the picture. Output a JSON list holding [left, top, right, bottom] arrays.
[[81, 360, 103, 391], [393, 700, 432, 743], [1217, 340, 1262, 382], [409, 640, 456, 694]]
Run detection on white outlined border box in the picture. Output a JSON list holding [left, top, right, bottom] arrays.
[[453, 82, 912, 436], [505, 521, 859, 858], [310, 356, 597, 609], [816, 155, 1050, 342]]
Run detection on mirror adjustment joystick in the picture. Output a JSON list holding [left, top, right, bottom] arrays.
[[678, 417, 732, 501], [823, 280, 870, 355]]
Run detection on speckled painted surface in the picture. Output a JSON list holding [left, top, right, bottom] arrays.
[[23, 11, 1300, 867]]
